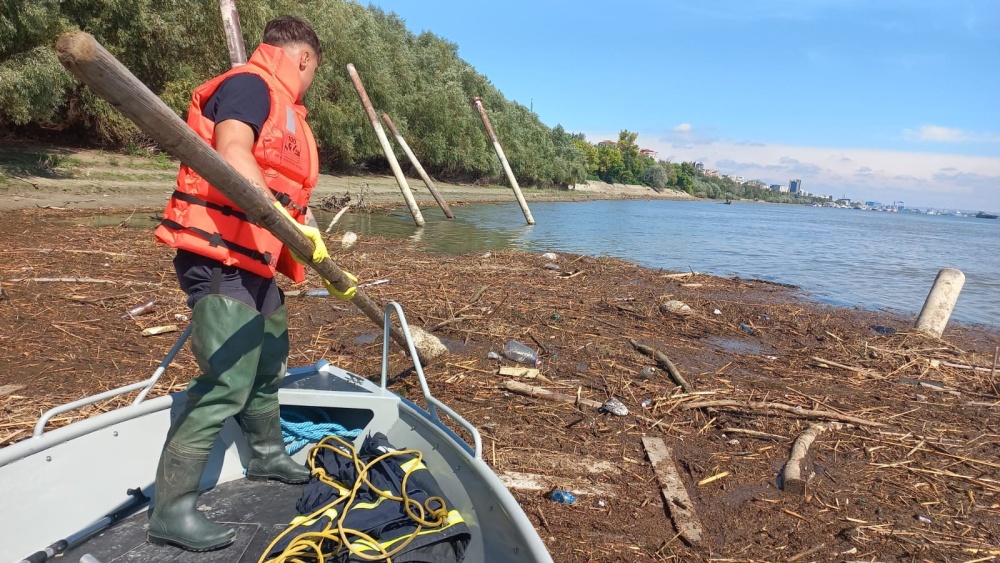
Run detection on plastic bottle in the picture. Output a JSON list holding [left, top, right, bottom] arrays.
[[121, 300, 156, 318], [549, 490, 576, 504], [503, 340, 540, 367]]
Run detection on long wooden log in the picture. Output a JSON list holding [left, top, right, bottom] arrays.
[[217, 0, 247, 67], [55, 31, 446, 362]]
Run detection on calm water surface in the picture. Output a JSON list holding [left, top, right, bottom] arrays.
[[317, 200, 999, 327]]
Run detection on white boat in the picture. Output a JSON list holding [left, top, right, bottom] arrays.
[[0, 303, 552, 562]]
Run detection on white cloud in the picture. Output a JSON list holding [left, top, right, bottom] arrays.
[[584, 130, 1000, 210], [673, 123, 692, 133], [903, 125, 1000, 143]]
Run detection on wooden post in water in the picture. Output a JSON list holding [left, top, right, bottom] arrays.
[[472, 97, 535, 225], [380, 112, 454, 219], [915, 268, 965, 338], [346, 64, 424, 227], [217, 0, 247, 67]]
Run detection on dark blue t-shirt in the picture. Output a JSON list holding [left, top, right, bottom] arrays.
[[202, 74, 270, 141]]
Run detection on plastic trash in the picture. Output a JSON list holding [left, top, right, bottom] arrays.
[[543, 262, 560, 271], [713, 309, 722, 315], [541, 252, 558, 260], [550, 313, 561, 321], [174, 313, 189, 322], [640, 366, 656, 378], [304, 288, 332, 297], [739, 323, 756, 335], [341, 231, 358, 249], [659, 300, 692, 317], [121, 300, 156, 318], [870, 325, 897, 335], [916, 514, 932, 524], [548, 490, 576, 504], [486, 351, 502, 360], [601, 397, 629, 416], [503, 340, 540, 367], [641, 398, 653, 408]]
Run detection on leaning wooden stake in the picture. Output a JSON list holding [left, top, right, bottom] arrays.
[[642, 436, 703, 545], [217, 0, 247, 67], [380, 113, 453, 219], [55, 31, 446, 362], [471, 97, 535, 225], [346, 64, 424, 227], [781, 422, 841, 495]]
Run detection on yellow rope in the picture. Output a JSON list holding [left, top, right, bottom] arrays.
[[259, 434, 452, 563]]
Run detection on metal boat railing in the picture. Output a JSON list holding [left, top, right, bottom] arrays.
[[32, 325, 193, 438], [30, 302, 482, 460], [379, 302, 483, 459]]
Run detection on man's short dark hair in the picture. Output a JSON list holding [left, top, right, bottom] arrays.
[[263, 16, 322, 64]]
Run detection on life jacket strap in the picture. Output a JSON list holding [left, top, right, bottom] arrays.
[[160, 219, 273, 267]]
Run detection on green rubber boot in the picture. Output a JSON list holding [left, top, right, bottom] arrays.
[[147, 446, 236, 551], [238, 306, 310, 484], [149, 295, 264, 550]]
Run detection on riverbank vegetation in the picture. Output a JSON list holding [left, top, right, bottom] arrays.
[[2, 0, 819, 205]]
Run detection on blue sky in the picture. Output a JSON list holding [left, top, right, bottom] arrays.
[[368, 0, 999, 210]]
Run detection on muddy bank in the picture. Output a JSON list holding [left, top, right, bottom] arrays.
[[1, 209, 999, 561], [0, 145, 694, 211]]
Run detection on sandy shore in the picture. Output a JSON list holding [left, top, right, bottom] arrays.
[[0, 145, 694, 211]]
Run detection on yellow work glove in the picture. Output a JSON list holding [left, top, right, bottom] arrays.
[[273, 201, 329, 264], [323, 271, 358, 301]]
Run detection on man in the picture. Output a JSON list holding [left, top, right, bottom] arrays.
[[151, 16, 355, 551]]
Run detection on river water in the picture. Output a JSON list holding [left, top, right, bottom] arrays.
[[316, 200, 999, 327]]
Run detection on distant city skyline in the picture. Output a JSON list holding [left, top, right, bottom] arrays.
[[370, 0, 999, 212]]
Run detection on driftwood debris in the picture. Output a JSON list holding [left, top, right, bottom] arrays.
[[628, 339, 693, 393], [11, 277, 160, 286], [642, 436, 703, 545], [504, 380, 603, 409], [722, 427, 788, 441], [781, 422, 842, 495], [681, 400, 888, 428]]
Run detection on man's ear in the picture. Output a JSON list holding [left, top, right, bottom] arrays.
[[299, 51, 311, 70]]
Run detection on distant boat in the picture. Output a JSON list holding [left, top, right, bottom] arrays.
[[975, 211, 998, 219]]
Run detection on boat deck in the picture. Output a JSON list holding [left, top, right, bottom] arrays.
[[64, 478, 303, 562]]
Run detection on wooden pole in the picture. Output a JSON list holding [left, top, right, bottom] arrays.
[[380, 112, 454, 219], [55, 31, 446, 362], [217, 0, 247, 67], [345, 64, 424, 227], [472, 97, 534, 225]]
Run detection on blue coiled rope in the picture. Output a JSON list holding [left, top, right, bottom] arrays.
[[280, 408, 361, 456]]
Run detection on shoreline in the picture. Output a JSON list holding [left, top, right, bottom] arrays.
[[0, 145, 696, 211]]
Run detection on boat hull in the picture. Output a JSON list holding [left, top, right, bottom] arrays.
[[0, 362, 551, 562]]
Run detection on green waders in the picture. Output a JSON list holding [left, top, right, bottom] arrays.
[[148, 296, 307, 551]]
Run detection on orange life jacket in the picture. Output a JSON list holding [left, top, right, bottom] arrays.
[[155, 43, 318, 282]]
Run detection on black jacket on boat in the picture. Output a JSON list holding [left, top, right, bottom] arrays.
[[268, 432, 470, 562]]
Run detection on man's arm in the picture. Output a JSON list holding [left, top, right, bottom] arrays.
[[213, 119, 275, 203]]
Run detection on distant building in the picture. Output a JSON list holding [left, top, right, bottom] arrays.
[[789, 179, 802, 193], [769, 184, 782, 191], [705, 169, 719, 178], [639, 148, 658, 160], [694, 162, 705, 171]]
